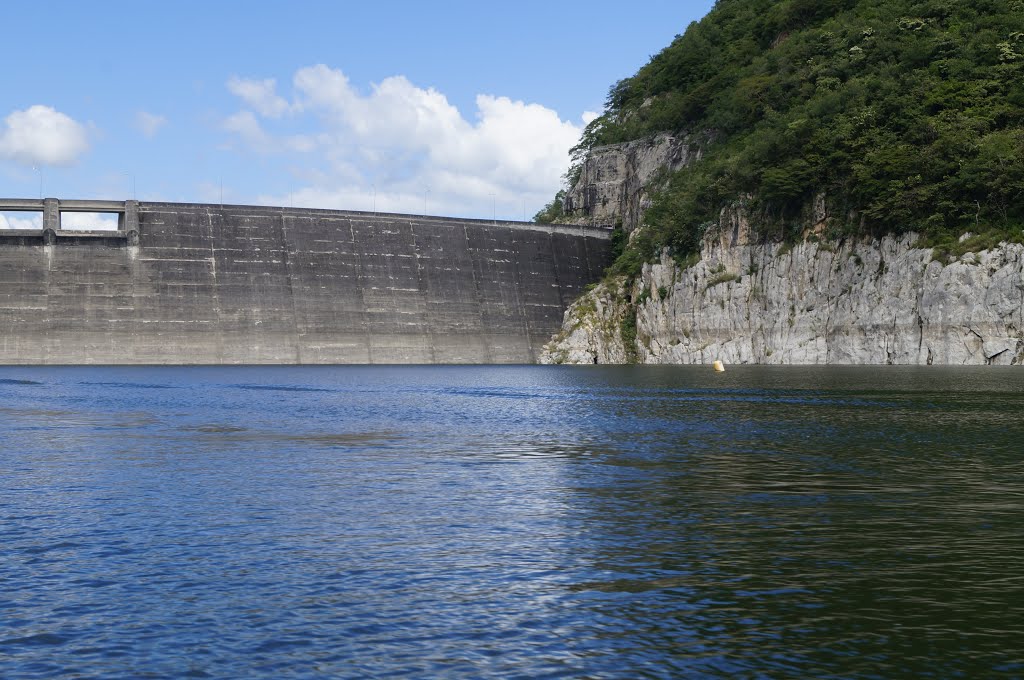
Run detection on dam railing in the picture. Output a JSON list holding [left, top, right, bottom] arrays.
[[0, 198, 138, 245], [0, 198, 609, 246]]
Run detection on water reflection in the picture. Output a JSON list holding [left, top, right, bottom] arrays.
[[0, 366, 1021, 678]]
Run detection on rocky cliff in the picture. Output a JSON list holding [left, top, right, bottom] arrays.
[[542, 228, 1024, 366], [544, 139, 1024, 366], [541, 0, 1024, 366], [561, 132, 711, 233]]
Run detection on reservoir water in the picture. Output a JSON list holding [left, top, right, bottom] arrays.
[[1, 366, 1021, 678]]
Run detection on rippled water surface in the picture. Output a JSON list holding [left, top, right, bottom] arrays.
[[1, 366, 1022, 678]]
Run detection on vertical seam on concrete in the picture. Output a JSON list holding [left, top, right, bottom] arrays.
[[464, 223, 492, 363], [126, 212, 139, 363], [205, 207, 225, 363], [508, 226, 534, 361], [349, 219, 374, 363], [549, 230, 564, 308], [42, 199, 56, 364], [278, 210, 302, 363], [42, 243, 52, 364], [409, 219, 438, 364]]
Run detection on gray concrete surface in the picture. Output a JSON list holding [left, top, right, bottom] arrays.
[[0, 200, 612, 364]]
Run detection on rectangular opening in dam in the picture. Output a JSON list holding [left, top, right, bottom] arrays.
[[59, 211, 121, 231], [0, 210, 43, 230]]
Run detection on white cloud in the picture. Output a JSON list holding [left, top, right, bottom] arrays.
[[226, 65, 584, 220], [0, 211, 116, 231], [136, 111, 167, 138], [0, 212, 43, 230], [224, 110, 272, 149], [222, 110, 317, 154], [259, 185, 458, 218], [227, 76, 295, 118], [0, 105, 90, 166], [60, 212, 119, 231]]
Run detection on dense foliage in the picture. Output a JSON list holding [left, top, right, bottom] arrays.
[[572, 0, 1024, 272], [533, 190, 566, 224]]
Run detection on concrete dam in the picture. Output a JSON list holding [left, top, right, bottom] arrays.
[[0, 199, 612, 364]]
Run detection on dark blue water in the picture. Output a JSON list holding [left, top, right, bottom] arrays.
[[1, 366, 1022, 678]]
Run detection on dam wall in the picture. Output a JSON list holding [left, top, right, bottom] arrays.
[[0, 200, 612, 364]]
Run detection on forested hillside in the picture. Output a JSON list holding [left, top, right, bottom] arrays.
[[560, 0, 1024, 273]]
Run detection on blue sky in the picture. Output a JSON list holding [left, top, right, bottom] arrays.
[[0, 1, 716, 221]]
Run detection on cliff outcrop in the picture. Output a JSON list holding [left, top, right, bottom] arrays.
[[542, 223, 1024, 366], [561, 132, 711, 234], [545, 95, 1024, 368], [540, 0, 1024, 365]]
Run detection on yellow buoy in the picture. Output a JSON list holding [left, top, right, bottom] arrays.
[[713, 360, 726, 372]]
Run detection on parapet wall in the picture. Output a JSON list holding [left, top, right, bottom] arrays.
[[0, 200, 612, 364]]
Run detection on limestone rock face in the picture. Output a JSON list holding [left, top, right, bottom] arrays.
[[562, 133, 711, 234], [542, 234, 1024, 366]]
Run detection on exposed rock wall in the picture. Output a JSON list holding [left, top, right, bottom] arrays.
[[542, 233, 1024, 366], [547, 136, 1023, 366], [562, 133, 711, 234]]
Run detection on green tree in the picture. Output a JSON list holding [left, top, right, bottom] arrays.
[[541, 0, 1024, 277]]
